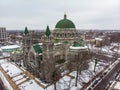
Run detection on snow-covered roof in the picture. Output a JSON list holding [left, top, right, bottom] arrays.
[[1, 62, 23, 77], [38, 43, 43, 46], [19, 80, 44, 90], [1, 45, 20, 50], [54, 42, 62, 46], [70, 46, 88, 50], [95, 38, 103, 41], [32, 44, 42, 54], [0, 60, 46, 90]]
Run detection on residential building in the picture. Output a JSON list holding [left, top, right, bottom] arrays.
[[0, 27, 7, 42]]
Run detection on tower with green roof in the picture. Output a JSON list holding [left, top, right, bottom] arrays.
[[24, 27, 29, 35], [45, 25, 51, 37], [41, 26, 55, 82], [23, 27, 31, 67], [42, 25, 54, 58]]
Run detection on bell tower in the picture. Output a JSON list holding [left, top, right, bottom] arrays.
[[23, 27, 31, 68], [42, 25, 54, 52], [41, 26, 55, 82]]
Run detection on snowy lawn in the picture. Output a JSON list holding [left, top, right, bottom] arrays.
[[58, 76, 75, 90]]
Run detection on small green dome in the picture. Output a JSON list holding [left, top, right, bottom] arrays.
[[55, 14, 75, 29], [72, 41, 84, 47]]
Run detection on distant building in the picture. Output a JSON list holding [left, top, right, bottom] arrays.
[[0, 27, 7, 42], [95, 36, 110, 47]]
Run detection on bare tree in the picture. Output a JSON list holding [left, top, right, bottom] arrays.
[[93, 58, 99, 73], [75, 51, 90, 87], [58, 77, 74, 90]]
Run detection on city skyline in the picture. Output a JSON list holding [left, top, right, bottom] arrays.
[[0, 0, 120, 30]]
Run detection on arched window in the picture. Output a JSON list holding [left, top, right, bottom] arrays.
[[29, 52, 35, 65]]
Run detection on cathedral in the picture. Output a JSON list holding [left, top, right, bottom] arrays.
[[22, 14, 89, 82]]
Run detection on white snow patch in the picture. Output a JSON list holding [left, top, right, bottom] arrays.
[[12, 74, 25, 81], [15, 78, 28, 85], [58, 75, 81, 90], [70, 46, 88, 50], [114, 82, 120, 89], [19, 80, 44, 90], [95, 38, 103, 41], [54, 43, 62, 46], [1, 45, 20, 49]]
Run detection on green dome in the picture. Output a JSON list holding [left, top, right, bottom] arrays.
[[72, 41, 84, 47], [55, 14, 75, 29]]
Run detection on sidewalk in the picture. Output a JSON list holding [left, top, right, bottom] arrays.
[[109, 74, 120, 90]]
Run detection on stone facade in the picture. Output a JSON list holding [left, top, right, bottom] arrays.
[[53, 29, 78, 43]]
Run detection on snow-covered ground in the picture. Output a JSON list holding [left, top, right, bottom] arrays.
[[54, 60, 107, 90], [57, 75, 80, 90], [0, 42, 119, 90], [114, 82, 120, 89], [0, 58, 107, 90]]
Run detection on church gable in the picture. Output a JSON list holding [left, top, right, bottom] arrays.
[[30, 44, 42, 55]]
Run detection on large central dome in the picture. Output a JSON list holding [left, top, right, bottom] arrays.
[[55, 14, 75, 29]]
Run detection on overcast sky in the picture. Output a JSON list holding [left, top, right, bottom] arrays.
[[0, 0, 120, 30]]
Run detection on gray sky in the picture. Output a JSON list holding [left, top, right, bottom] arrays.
[[0, 0, 120, 30]]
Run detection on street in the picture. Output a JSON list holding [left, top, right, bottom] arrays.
[[93, 59, 120, 90]]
